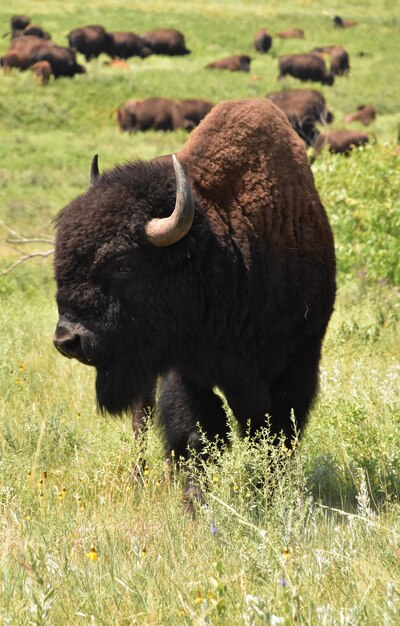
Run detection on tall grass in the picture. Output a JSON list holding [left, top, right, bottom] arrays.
[[1, 0, 400, 623]]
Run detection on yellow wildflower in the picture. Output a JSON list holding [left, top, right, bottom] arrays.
[[57, 488, 67, 501], [86, 546, 98, 561], [141, 547, 147, 559], [195, 591, 203, 604]]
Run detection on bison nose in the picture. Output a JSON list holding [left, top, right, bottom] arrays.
[[53, 322, 89, 363]]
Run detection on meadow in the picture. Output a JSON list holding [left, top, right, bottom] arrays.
[[1, 0, 400, 624]]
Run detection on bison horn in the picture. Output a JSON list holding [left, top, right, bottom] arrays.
[[145, 154, 195, 247], [90, 154, 100, 184]]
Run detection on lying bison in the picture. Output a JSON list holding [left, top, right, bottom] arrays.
[[4, 36, 85, 77], [313, 129, 369, 155], [254, 28, 272, 53], [116, 97, 213, 132], [67, 25, 111, 61], [267, 89, 333, 144], [105, 32, 151, 59], [277, 28, 304, 39], [279, 53, 334, 85], [53, 98, 336, 502], [11, 15, 30, 32], [206, 54, 251, 72], [333, 15, 357, 28], [139, 29, 190, 55], [344, 104, 376, 126]]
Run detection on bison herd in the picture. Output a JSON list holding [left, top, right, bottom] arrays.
[[1, 12, 374, 155]]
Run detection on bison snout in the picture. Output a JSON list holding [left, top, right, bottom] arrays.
[[53, 320, 93, 365]]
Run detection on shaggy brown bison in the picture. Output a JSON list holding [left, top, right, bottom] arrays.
[[32, 44, 85, 78], [206, 54, 251, 72], [67, 25, 111, 61], [267, 89, 333, 144], [116, 97, 213, 132], [105, 32, 151, 59], [279, 53, 334, 85], [344, 104, 376, 126], [31, 60, 52, 84], [313, 46, 350, 76], [254, 28, 272, 53], [53, 98, 336, 502], [20, 24, 51, 40], [313, 129, 369, 154], [139, 29, 190, 55], [277, 28, 304, 39]]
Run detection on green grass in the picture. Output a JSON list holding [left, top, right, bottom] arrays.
[[1, 0, 400, 624]]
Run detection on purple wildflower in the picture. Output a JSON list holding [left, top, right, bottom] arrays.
[[211, 523, 217, 535]]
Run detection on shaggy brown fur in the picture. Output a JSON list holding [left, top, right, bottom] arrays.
[[106, 32, 151, 59], [344, 104, 376, 126], [313, 129, 369, 154], [206, 54, 251, 72], [313, 45, 350, 76], [117, 97, 213, 132], [54, 99, 336, 499], [279, 53, 334, 85], [254, 28, 272, 53], [67, 25, 111, 61], [31, 60, 52, 84], [139, 29, 190, 55], [266, 89, 333, 144], [277, 28, 304, 39]]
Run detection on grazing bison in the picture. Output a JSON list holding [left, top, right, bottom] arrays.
[[5, 35, 53, 70], [344, 104, 376, 126], [279, 53, 334, 85], [313, 129, 369, 155], [139, 29, 190, 55], [105, 32, 151, 59], [67, 25, 111, 61], [32, 44, 85, 78], [206, 54, 251, 72], [53, 98, 336, 502], [116, 97, 212, 132], [277, 28, 304, 39], [267, 89, 333, 144], [31, 60, 52, 84], [313, 46, 350, 76], [254, 28, 272, 53]]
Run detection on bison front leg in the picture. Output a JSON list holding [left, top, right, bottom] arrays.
[[156, 371, 229, 509]]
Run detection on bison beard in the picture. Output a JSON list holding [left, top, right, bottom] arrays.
[[54, 99, 336, 503]]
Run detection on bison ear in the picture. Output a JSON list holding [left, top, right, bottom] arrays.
[[90, 154, 100, 185]]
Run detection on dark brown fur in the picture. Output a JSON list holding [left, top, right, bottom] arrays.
[[206, 54, 251, 72], [313, 129, 369, 154], [254, 28, 272, 53], [267, 89, 333, 144], [139, 29, 190, 55], [67, 25, 112, 61], [54, 99, 336, 491], [105, 32, 151, 59], [116, 97, 213, 132], [279, 53, 334, 85]]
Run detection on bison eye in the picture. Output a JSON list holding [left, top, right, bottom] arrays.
[[115, 266, 132, 274]]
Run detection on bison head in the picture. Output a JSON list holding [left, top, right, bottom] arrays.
[[54, 155, 208, 414]]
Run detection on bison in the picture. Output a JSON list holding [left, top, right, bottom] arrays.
[[313, 46, 350, 76], [333, 15, 357, 28], [313, 129, 369, 155], [32, 44, 86, 78], [105, 32, 151, 59], [20, 24, 51, 40], [254, 28, 272, 53], [344, 104, 376, 126], [53, 98, 336, 502], [4, 35, 53, 71], [206, 54, 251, 72], [116, 97, 213, 132], [266, 89, 333, 145], [67, 25, 112, 61], [277, 28, 305, 39], [11, 15, 30, 31], [31, 60, 52, 85], [278, 53, 334, 85], [139, 29, 190, 56]]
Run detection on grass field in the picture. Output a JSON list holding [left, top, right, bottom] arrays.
[[1, 1, 400, 624]]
